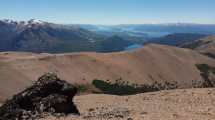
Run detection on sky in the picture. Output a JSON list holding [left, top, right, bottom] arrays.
[[0, 0, 214, 25]]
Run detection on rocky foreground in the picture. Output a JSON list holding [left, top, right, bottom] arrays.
[[43, 88, 215, 120], [0, 74, 79, 120]]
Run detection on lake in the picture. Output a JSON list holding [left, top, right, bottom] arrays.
[[124, 44, 144, 51]]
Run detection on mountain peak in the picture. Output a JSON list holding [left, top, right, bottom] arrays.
[[28, 19, 44, 24], [0, 19, 46, 27], [1, 19, 19, 25]]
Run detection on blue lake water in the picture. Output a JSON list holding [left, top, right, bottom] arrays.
[[124, 44, 144, 51]]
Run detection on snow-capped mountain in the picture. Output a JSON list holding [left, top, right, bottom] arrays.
[[0, 19, 48, 31], [0, 19, 215, 53], [28, 19, 44, 24], [1, 19, 45, 25], [0, 19, 106, 53]]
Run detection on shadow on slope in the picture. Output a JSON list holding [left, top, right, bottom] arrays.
[[92, 78, 178, 95], [196, 64, 215, 87]]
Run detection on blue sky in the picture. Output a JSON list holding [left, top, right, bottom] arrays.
[[0, 0, 214, 24]]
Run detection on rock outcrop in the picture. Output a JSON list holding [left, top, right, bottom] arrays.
[[0, 73, 79, 120]]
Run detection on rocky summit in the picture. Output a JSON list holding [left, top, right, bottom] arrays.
[[0, 73, 79, 120]]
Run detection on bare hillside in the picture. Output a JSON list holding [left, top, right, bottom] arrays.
[[0, 44, 215, 100], [182, 35, 215, 57]]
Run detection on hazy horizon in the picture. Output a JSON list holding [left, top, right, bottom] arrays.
[[0, 0, 214, 25]]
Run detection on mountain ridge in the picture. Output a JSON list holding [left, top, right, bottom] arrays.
[[182, 35, 215, 58], [0, 44, 215, 101], [0, 19, 140, 53]]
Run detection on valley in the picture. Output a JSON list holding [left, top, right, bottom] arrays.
[[1, 19, 215, 53]]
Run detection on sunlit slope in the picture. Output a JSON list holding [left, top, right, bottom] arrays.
[[0, 44, 215, 100]]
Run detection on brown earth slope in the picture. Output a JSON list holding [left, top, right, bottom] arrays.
[[43, 88, 215, 120], [0, 44, 215, 101], [182, 35, 215, 57]]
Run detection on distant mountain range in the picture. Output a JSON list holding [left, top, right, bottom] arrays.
[[0, 19, 145, 53], [79, 23, 215, 48], [79, 23, 215, 37], [0, 19, 105, 53], [144, 33, 207, 46], [1, 19, 215, 53]]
